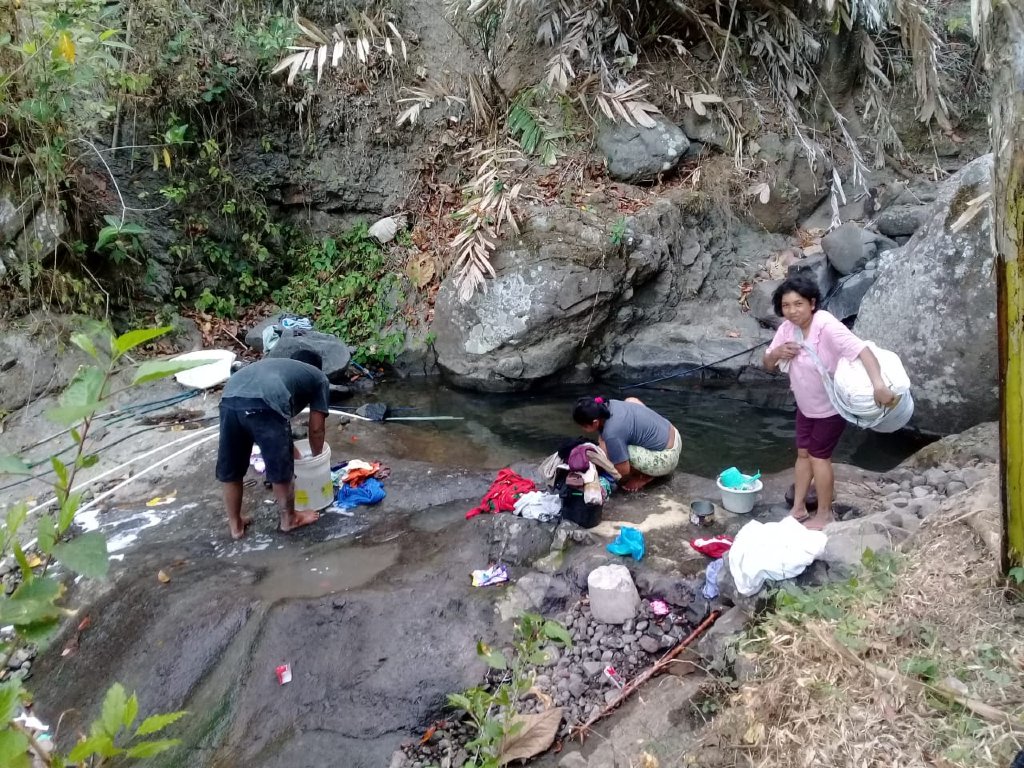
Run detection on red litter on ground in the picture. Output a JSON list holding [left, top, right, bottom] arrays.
[[275, 664, 292, 685]]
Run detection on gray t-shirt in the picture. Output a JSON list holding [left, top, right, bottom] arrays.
[[222, 358, 330, 420], [601, 400, 672, 464]]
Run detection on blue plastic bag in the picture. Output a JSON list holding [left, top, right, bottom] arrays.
[[607, 526, 645, 561], [718, 466, 762, 490]]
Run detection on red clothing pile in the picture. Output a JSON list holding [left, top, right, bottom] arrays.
[[466, 468, 536, 519]]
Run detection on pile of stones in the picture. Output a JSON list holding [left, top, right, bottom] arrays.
[[397, 589, 694, 768], [876, 462, 987, 518]]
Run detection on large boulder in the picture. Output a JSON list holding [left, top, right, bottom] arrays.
[[786, 253, 837, 297], [876, 204, 930, 238], [821, 223, 897, 275], [432, 195, 786, 391], [748, 135, 831, 233], [596, 117, 689, 184], [824, 266, 878, 322], [748, 279, 783, 329], [265, 329, 352, 384], [855, 154, 996, 435]]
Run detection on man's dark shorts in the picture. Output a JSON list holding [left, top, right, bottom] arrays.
[[216, 397, 294, 484], [795, 410, 847, 460]]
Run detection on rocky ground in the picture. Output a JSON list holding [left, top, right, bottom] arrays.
[[0, 347, 1007, 768]]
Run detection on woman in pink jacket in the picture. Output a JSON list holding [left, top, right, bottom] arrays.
[[763, 274, 895, 529]]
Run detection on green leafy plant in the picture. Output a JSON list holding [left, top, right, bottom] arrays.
[[273, 225, 405, 364], [94, 217, 149, 266], [447, 613, 572, 768], [0, 324, 207, 766], [609, 217, 628, 246]]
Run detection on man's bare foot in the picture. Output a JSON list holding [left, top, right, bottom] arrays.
[[790, 507, 810, 523], [279, 509, 319, 533], [230, 515, 253, 540], [621, 473, 654, 492]]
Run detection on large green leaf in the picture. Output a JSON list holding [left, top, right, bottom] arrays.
[[0, 455, 30, 476], [61, 366, 105, 407], [100, 683, 128, 739], [0, 728, 30, 768], [0, 594, 62, 626], [542, 620, 573, 647], [36, 515, 57, 555], [124, 693, 139, 730], [135, 710, 188, 736], [0, 680, 24, 722], [68, 733, 121, 762], [132, 358, 213, 385], [113, 327, 172, 356], [46, 403, 101, 426], [54, 532, 109, 578], [70, 331, 100, 359], [12, 575, 62, 604], [125, 738, 180, 758]]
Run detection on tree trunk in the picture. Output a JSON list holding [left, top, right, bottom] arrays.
[[990, 0, 1024, 572]]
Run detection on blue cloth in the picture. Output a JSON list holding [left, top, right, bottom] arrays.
[[336, 477, 386, 509], [607, 526, 645, 561], [702, 559, 724, 600]]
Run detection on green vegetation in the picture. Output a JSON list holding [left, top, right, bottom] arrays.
[[273, 225, 405, 365], [0, 324, 204, 766], [448, 613, 572, 768]]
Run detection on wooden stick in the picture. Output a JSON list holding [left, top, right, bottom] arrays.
[[571, 610, 721, 741]]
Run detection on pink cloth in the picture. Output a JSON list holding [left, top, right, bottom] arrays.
[[767, 310, 867, 418]]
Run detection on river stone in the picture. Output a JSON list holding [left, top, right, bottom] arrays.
[[946, 480, 968, 496], [748, 135, 831, 233], [787, 254, 836, 297], [825, 268, 877, 322], [876, 204, 930, 238], [489, 516, 557, 566], [265, 329, 352, 384], [822, 223, 875, 275], [855, 155, 996, 435], [588, 564, 641, 625], [680, 108, 729, 152], [596, 116, 689, 184], [749, 279, 783, 329], [13, 205, 66, 263], [559, 753, 588, 768]]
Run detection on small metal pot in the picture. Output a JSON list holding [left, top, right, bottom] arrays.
[[689, 499, 715, 527]]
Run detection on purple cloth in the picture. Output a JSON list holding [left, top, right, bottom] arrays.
[[568, 444, 592, 472]]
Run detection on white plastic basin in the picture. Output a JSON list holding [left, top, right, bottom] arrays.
[[172, 349, 236, 390], [716, 477, 763, 514]]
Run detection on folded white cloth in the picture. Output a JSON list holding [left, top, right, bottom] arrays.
[[728, 516, 827, 596], [513, 491, 562, 522]]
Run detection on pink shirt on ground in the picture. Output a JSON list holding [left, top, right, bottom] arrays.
[[767, 310, 867, 418]]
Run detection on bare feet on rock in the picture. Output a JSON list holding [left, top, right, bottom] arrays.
[[621, 473, 654, 493], [279, 509, 319, 533], [230, 515, 253, 540]]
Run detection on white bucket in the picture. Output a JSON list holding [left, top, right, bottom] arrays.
[[293, 439, 334, 512], [716, 477, 763, 515]]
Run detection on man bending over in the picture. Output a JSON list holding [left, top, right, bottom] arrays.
[[215, 349, 330, 538]]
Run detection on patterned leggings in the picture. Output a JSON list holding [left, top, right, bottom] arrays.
[[627, 428, 682, 477]]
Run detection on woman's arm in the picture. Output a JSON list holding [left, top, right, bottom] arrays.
[[857, 347, 896, 406]]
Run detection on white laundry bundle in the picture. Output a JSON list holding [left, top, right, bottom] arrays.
[[728, 516, 828, 596], [800, 340, 915, 433]]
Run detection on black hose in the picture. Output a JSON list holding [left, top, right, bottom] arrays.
[[620, 341, 770, 391]]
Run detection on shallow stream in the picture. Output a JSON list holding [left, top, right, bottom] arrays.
[[351, 379, 931, 477]]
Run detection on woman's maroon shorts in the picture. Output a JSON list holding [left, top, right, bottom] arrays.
[[795, 410, 847, 459]]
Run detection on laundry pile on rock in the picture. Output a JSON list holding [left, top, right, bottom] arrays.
[[332, 460, 389, 510], [466, 440, 620, 528]]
